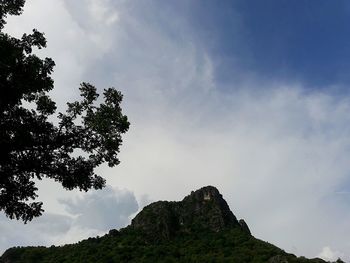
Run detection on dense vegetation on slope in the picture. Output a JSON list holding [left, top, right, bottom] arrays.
[[0, 227, 326, 263], [0, 186, 340, 263]]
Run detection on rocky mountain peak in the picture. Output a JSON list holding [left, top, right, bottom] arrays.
[[129, 186, 248, 239], [188, 185, 221, 200]]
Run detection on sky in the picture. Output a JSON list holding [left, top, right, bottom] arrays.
[[2, 0, 350, 261]]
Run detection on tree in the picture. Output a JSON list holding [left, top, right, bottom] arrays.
[[0, 0, 130, 222]]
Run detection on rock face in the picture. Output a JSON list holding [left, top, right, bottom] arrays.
[[238, 219, 251, 234], [130, 186, 248, 239]]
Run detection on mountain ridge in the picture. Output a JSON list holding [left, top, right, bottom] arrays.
[[128, 186, 250, 239], [0, 186, 343, 263]]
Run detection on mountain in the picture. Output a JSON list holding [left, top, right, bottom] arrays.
[[130, 186, 248, 239], [0, 186, 342, 263]]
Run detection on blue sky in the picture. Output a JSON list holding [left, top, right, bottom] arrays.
[[175, 0, 350, 90], [76, 0, 350, 91], [3, 0, 350, 261]]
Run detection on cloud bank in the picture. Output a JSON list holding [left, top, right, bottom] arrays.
[[0, 187, 138, 254]]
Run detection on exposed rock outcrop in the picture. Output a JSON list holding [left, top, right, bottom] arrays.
[[130, 186, 250, 239], [239, 219, 251, 234]]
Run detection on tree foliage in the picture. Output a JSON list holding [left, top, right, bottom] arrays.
[[0, 0, 129, 222], [0, 227, 330, 263]]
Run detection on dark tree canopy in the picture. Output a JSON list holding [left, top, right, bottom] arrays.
[[0, 0, 130, 222]]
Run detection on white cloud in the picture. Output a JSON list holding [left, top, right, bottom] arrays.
[[87, 0, 119, 25], [0, 187, 138, 254], [318, 246, 345, 262], [60, 186, 138, 231], [0, 213, 72, 253]]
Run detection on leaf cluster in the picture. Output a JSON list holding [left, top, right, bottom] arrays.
[[0, 0, 129, 222]]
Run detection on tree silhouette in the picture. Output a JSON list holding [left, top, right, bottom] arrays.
[[0, 0, 130, 222]]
